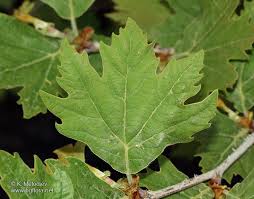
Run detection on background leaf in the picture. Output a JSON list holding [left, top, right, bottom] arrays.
[[41, 0, 95, 20], [196, 111, 254, 181], [0, 150, 124, 199], [154, 0, 254, 95], [31, 1, 100, 32], [140, 156, 214, 199], [107, 0, 171, 36], [228, 55, 254, 113], [0, 14, 60, 118], [225, 166, 254, 198], [149, 0, 202, 47], [40, 19, 217, 175]]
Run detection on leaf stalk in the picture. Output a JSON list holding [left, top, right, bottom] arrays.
[[69, 0, 79, 37]]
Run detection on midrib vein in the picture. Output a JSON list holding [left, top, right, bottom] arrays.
[[123, 68, 130, 177], [74, 64, 124, 146], [124, 37, 132, 177], [123, 70, 128, 143]]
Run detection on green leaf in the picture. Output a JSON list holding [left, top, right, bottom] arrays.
[[0, 150, 125, 199], [228, 55, 254, 113], [0, 14, 60, 118], [196, 111, 254, 181], [155, 0, 254, 95], [31, 1, 100, 32], [225, 167, 254, 198], [41, 0, 95, 20], [107, 0, 171, 35], [140, 156, 213, 199], [149, 0, 202, 46], [40, 18, 217, 175]]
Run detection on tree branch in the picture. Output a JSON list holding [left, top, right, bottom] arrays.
[[143, 132, 254, 199]]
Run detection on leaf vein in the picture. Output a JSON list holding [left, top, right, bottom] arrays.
[[127, 63, 193, 145]]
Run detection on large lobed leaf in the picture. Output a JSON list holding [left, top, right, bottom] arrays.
[[140, 156, 214, 199], [229, 54, 254, 113], [154, 0, 254, 95], [0, 14, 60, 118], [196, 111, 254, 181], [41, 0, 95, 20], [0, 150, 124, 199], [40, 18, 217, 175]]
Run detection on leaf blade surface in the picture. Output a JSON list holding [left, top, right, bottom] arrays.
[[155, 0, 254, 94], [0, 14, 60, 118], [0, 150, 124, 199], [197, 111, 254, 181], [41, 18, 217, 174]]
